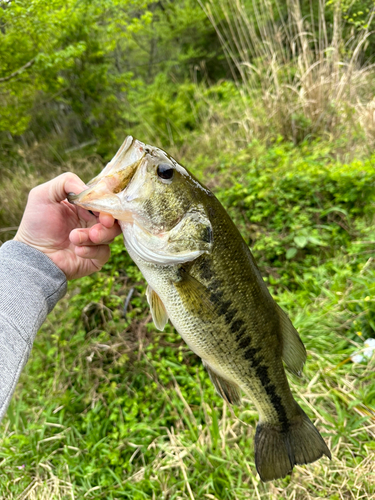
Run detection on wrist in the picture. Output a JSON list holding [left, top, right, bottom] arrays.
[[13, 234, 66, 276]]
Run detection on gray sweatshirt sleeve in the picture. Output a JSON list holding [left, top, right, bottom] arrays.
[[0, 240, 67, 422]]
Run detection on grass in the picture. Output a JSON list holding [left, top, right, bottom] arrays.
[[201, 0, 375, 148], [1, 141, 375, 499], [0, 148, 105, 234], [1, 262, 375, 499]]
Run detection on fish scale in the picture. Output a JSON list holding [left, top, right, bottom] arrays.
[[68, 136, 331, 482]]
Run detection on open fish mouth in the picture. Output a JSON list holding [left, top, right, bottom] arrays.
[[67, 136, 146, 220]]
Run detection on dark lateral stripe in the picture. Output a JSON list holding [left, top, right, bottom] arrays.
[[225, 309, 236, 324], [235, 326, 247, 342], [218, 300, 231, 315], [198, 259, 214, 281], [264, 383, 289, 432], [231, 319, 245, 334], [208, 286, 291, 431], [210, 290, 224, 304], [255, 363, 289, 431], [244, 347, 258, 360], [208, 279, 221, 291], [234, 330, 290, 432], [238, 336, 250, 349], [255, 364, 271, 386]]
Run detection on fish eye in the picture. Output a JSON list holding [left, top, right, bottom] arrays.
[[157, 163, 174, 181]]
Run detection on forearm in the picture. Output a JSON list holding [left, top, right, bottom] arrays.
[[0, 241, 67, 421]]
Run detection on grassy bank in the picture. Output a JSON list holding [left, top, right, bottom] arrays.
[[1, 142, 374, 499]]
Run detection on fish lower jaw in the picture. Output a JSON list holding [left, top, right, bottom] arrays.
[[115, 212, 134, 223]]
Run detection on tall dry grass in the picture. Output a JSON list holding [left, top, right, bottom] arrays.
[[0, 147, 104, 243], [199, 0, 375, 146]]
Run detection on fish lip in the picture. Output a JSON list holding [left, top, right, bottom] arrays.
[[67, 192, 81, 203], [66, 136, 146, 216]]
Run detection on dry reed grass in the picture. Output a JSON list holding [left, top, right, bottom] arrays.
[[16, 471, 75, 500], [2, 446, 75, 500], [0, 145, 104, 242], [199, 0, 375, 146]]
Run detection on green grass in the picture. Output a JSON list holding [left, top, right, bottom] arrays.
[[1, 141, 375, 499]]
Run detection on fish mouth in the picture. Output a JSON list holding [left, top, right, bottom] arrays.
[[67, 136, 146, 220]]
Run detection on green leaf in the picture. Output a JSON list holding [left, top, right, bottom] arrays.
[[308, 236, 326, 246], [286, 247, 298, 259], [294, 236, 308, 248]]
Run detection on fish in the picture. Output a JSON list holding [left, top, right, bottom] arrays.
[[68, 136, 331, 482]]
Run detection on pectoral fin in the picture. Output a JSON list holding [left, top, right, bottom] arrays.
[[146, 285, 169, 331], [203, 361, 241, 405], [174, 270, 216, 321], [276, 304, 306, 376]]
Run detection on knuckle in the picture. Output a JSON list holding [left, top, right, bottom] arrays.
[[91, 227, 102, 244], [29, 184, 41, 197]]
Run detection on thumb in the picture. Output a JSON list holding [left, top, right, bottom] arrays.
[[47, 172, 87, 203]]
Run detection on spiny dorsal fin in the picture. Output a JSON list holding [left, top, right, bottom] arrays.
[[202, 361, 242, 405], [276, 304, 306, 377], [146, 285, 169, 331]]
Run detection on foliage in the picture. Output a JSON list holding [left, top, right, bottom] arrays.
[[0, 0, 225, 158], [212, 139, 375, 296], [0, 0, 152, 149], [3, 0, 375, 164]]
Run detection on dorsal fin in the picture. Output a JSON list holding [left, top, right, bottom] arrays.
[[202, 361, 242, 405], [146, 285, 169, 331], [276, 304, 306, 376]]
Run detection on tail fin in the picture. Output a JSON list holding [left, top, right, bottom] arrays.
[[254, 407, 331, 482]]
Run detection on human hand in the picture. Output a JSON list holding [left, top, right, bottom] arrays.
[[14, 172, 122, 280]]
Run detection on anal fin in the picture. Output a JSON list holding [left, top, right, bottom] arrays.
[[202, 361, 241, 405], [146, 285, 169, 331]]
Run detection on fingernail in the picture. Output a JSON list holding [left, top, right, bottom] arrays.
[[78, 229, 88, 244]]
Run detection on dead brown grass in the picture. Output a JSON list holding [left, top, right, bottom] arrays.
[[0, 145, 104, 242], [199, 0, 375, 147]]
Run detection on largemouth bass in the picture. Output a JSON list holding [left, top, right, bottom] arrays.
[[68, 136, 331, 481]]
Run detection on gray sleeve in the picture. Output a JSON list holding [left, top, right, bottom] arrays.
[[0, 241, 67, 422]]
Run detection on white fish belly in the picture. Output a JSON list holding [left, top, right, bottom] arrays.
[[125, 240, 230, 376]]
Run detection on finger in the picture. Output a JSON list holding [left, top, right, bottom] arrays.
[[88, 222, 122, 245], [69, 228, 91, 246], [76, 206, 99, 225], [74, 244, 111, 265], [61, 201, 98, 226], [70, 222, 121, 246], [49, 173, 87, 203], [99, 212, 116, 228]]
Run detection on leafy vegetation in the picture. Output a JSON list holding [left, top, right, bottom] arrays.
[[1, 0, 375, 499]]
